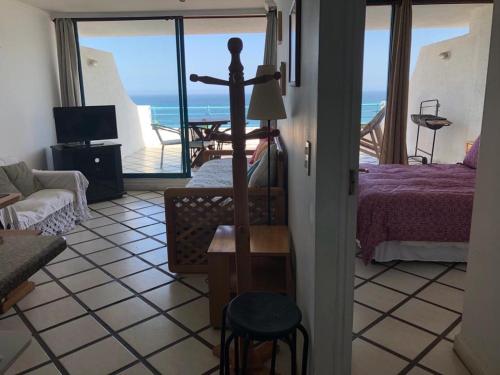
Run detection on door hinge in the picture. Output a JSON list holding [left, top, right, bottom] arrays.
[[349, 169, 357, 195]]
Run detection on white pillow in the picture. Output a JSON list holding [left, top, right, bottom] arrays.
[[249, 144, 277, 187]]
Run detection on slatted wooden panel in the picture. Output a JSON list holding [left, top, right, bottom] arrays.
[[165, 188, 286, 273]]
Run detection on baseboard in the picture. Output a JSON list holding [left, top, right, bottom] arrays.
[[454, 334, 487, 375], [124, 178, 189, 192]]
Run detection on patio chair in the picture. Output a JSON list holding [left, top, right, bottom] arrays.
[[360, 106, 386, 159], [152, 123, 182, 169]]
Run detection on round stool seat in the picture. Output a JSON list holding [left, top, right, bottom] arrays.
[[227, 292, 302, 340]]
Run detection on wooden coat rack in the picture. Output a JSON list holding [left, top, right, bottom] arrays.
[[190, 38, 280, 295]]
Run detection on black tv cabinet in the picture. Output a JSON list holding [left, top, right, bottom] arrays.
[[51, 142, 124, 203]]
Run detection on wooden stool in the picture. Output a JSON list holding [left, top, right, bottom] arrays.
[[208, 225, 294, 328], [220, 292, 309, 375]]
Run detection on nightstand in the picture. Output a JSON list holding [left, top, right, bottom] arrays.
[[207, 225, 294, 327]]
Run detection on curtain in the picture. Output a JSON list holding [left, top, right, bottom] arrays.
[[261, 10, 278, 129], [55, 19, 82, 107], [380, 0, 412, 164], [263, 10, 278, 67]]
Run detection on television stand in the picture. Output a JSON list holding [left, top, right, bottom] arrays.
[[84, 141, 105, 147], [62, 141, 105, 148], [51, 142, 124, 203]]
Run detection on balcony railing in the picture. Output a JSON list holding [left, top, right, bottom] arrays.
[[149, 102, 385, 127]]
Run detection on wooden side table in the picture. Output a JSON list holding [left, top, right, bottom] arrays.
[[207, 225, 294, 327], [0, 193, 21, 209]]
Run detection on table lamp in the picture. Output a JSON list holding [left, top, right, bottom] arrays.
[[247, 64, 287, 225]]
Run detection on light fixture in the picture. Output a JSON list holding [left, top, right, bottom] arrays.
[[87, 58, 98, 67], [439, 51, 451, 60], [247, 64, 287, 225]]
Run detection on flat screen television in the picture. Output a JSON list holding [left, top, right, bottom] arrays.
[[53, 105, 118, 144]]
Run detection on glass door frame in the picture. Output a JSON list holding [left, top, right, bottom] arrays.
[[73, 16, 191, 178]]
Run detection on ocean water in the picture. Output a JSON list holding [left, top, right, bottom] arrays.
[[131, 91, 386, 128]]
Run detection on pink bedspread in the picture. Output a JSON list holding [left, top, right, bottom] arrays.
[[357, 163, 476, 262]]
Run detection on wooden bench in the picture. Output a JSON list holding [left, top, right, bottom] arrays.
[[164, 137, 287, 273]]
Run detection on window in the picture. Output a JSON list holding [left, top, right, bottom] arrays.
[[407, 4, 493, 163]]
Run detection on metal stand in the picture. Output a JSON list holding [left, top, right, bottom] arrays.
[[408, 99, 452, 164]]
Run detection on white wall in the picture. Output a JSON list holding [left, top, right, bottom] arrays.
[[80, 47, 147, 157], [407, 5, 493, 164], [274, 0, 319, 368], [454, 2, 500, 374], [274, 0, 364, 373], [0, 0, 59, 169]]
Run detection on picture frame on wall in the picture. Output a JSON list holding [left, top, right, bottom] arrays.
[[288, 0, 301, 87], [280, 62, 287, 96], [277, 11, 283, 44]]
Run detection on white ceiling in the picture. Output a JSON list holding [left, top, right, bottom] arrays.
[[19, 0, 267, 15], [77, 18, 267, 37]]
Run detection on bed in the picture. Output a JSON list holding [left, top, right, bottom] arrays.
[[357, 163, 476, 263]]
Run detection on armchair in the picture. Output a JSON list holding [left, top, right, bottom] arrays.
[[0, 162, 91, 235]]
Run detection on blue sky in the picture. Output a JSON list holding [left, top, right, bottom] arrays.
[[80, 26, 468, 98], [80, 32, 264, 96], [362, 27, 468, 93]]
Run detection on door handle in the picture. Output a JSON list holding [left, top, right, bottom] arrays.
[[349, 168, 369, 195]]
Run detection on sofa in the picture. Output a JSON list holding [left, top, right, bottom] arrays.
[[164, 137, 287, 273], [0, 159, 91, 235]]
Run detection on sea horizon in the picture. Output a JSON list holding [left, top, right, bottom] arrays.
[[131, 91, 386, 126]]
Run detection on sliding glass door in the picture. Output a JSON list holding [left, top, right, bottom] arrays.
[[360, 5, 392, 164], [183, 17, 266, 151], [76, 18, 190, 177], [408, 4, 493, 164]]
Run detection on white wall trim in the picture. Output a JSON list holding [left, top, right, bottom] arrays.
[[454, 334, 487, 375], [50, 8, 267, 19], [313, 0, 365, 373]]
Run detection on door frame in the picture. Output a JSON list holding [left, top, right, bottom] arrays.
[[313, 0, 493, 373], [312, 0, 365, 372], [72, 16, 192, 179]]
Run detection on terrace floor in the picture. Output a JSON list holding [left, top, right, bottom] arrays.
[[122, 145, 183, 175], [122, 146, 378, 175]]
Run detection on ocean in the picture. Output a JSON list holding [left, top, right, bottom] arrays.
[[131, 91, 386, 128]]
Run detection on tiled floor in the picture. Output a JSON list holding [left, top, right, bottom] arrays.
[[1, 190, 470, 374], [1, 191, 219, 375], [121, 138, 260, 175], [352, 256, 470, 375]]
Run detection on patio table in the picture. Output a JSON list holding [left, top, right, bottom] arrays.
[[188, 119, 230, 167]]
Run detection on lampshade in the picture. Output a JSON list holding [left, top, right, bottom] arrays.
[[247, 65, 287, 120]]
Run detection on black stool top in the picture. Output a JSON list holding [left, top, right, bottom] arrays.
[[227, 292, 302, 340]]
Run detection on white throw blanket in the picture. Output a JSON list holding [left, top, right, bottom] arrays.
[[0, 170, 91, 234], [187, 158, 247, 188]]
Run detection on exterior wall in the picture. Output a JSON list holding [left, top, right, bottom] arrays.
[[0, 0, 60, 169], [407, 5, 493, 164], [455, 2, 500, 373], [80, 47, 146, 157]]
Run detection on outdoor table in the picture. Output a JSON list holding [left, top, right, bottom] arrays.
[[188, 119, 230, 167]]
